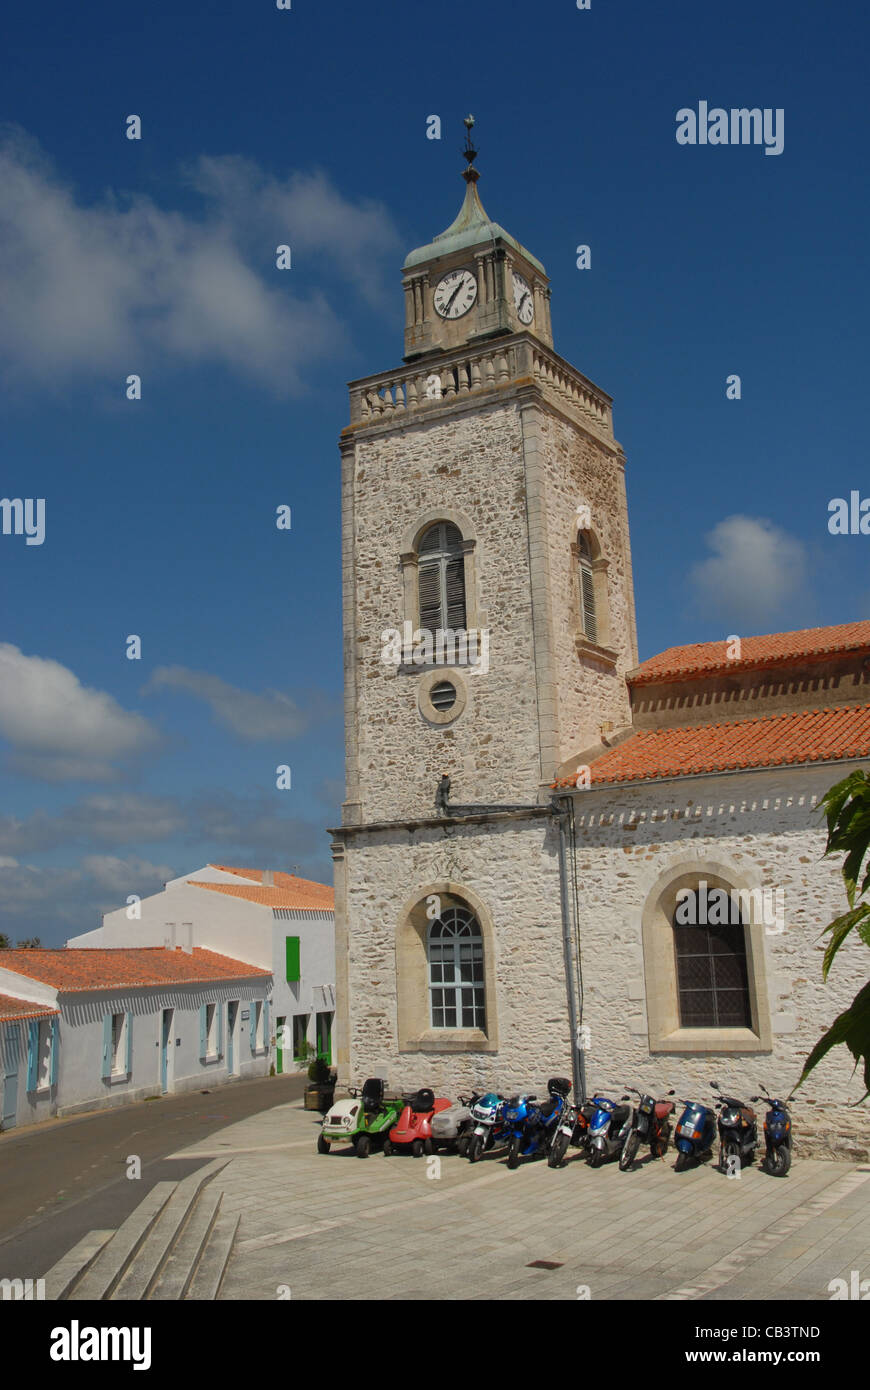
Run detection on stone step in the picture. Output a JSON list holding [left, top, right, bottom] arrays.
[[42, 1229, 115, 1301], [67, 1183, 175, 1301], [147, 1186, 223, 1301], [111, 1159, 229, 1301], [185, 1210, 239, 1300]]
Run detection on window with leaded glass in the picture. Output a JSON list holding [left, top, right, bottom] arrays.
[[673, 891, 752, 1028], [427, 905, 485, 1030], [417, 522, 467, 634]]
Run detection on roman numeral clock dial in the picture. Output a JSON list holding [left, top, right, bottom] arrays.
[[512, 271, 534, 325], [433, 268, 477, 319]]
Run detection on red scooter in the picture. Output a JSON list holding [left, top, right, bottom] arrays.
[[383, 1087, 451, 1157]]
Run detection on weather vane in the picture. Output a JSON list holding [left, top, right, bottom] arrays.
[[462, 114, 479, 182]]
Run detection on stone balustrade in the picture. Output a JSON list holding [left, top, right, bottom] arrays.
[[347, 334, 613, 438]]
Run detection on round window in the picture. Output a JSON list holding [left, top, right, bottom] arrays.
[[429, 681, 457, 711]]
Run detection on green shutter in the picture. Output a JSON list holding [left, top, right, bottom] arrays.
[[285, 936, 300, 983]]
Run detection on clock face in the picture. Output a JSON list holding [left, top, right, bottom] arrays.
[[512, 271, 534, 325], [433, 268, 478, 320]]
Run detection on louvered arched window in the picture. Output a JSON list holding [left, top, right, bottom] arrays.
[[417, 522, 467, 632], [577, 532, 597, 643]]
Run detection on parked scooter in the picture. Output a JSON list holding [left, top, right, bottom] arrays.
[[318, 1077, 402, 1157], [712, 1080, 758, 1172], [430, 1091, 483, 1155], [383, 1087, 451, 1157], [674, 1092, 718, 1171], [467, 1092, 508, 1162], [506, 1077, 572, 1168], [751, 1086, 794, 1177], [586, 1093, 633, 1167], [618, 1087, 676, 1170]]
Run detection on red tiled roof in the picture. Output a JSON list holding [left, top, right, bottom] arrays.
[[0, 948, 271, 993], [552, 704, 870, 787], [629, 621, 870, 686], [0, 992, 58, 1022], [198, 865, 334, 912]]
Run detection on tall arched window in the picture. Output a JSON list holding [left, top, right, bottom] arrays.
[[427, 905, 485, 1029], [577, 531, 597, 643], [417, 522, 467, 632], [672, 890, 752, 1028]]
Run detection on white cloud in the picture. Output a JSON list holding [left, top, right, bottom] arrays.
[[0, 128, 399, 393], [0, 644, 161, 781], [80, 853, 175, 894], [144, 665, 309, 739], [688, 515, 808, 626]]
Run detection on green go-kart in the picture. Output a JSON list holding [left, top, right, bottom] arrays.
[[317, 1077, 402, 1157]]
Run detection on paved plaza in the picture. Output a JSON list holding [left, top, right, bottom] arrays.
[[166, 1098, 870, 1302]]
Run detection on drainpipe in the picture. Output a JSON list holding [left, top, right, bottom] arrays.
[[554, 792, 587, 1104]]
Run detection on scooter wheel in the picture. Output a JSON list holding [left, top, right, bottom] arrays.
[[674, 1151, 690, 1173], [356, 1134, 371, 1159], [588, 1148, 604, 1168], [619, 1131, 641, 1172], [468, 1133, 484, 1164], [411, 1139, 424, 1158], [548, 1132, 569, 1168], [317, 1134, 330, 1154], [507, 1136, 521, 1169], [768, 1146, 791, 1177]]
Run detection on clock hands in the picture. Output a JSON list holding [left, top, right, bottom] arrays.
[[444, 278, 466, 314]]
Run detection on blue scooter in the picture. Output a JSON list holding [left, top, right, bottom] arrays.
[[674, 1091, 718, 1171], [505, 1078, 572, 1168], [752, 1085, 794, 1176]]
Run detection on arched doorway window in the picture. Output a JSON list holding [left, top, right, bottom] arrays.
[[672, 889, 752, 1027], [427, 905, 485, 1029], [417, 522, 467, 632]]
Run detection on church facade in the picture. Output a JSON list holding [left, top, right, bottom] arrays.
[[330, 135, 869, 1158]]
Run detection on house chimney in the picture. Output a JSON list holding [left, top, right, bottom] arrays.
[[262, 870, 275, 886]]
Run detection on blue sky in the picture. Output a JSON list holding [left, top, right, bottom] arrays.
[[1, 0, 868, 941]]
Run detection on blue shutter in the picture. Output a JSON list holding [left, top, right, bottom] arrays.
[[50, 1017, 59, 1087], [124, 1013, 132, 1074], [26, 1020, 39, 1091], [249, 1004, 256, 1053], [199, 1005, 207, 1058], [217, 1004, 224, 1058], [101, 1014, 112, 1078], [263, 1000, 270, 1051]]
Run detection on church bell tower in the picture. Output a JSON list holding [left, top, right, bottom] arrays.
[[338, 118, 638, 829]]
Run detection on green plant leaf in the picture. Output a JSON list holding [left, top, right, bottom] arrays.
[[797, 980, 870, 1099], [821, 903, 870, 981]]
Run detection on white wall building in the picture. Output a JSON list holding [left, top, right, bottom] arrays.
[[0, 947, 271, 1124], [68, 864, 336, 1072]]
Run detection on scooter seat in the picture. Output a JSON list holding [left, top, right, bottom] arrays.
[[612, 1104, 631, 1127], [654, 1101, 674, 1120], [537, 1097, 561, 1122]]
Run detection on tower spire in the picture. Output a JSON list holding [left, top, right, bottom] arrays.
[[462, 114, 479, 184]]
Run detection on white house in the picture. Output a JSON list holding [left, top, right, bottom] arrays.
[[0, 946, 272, 1124], [68, 864, 336, 1072]]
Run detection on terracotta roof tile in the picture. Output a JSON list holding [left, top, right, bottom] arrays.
[[197, 866, 334, 912], [629, 621, 870, 686], [0, 992, 58, 1021], [552, 703, 870, 788], [0, 948, 271, 993]]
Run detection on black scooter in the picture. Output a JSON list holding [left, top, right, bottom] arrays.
[[711, 1080, 758, 1173], [751, 1086, 794, 1176]]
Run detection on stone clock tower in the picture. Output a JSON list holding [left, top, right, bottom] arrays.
[[332, 122, 639, 1086]]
